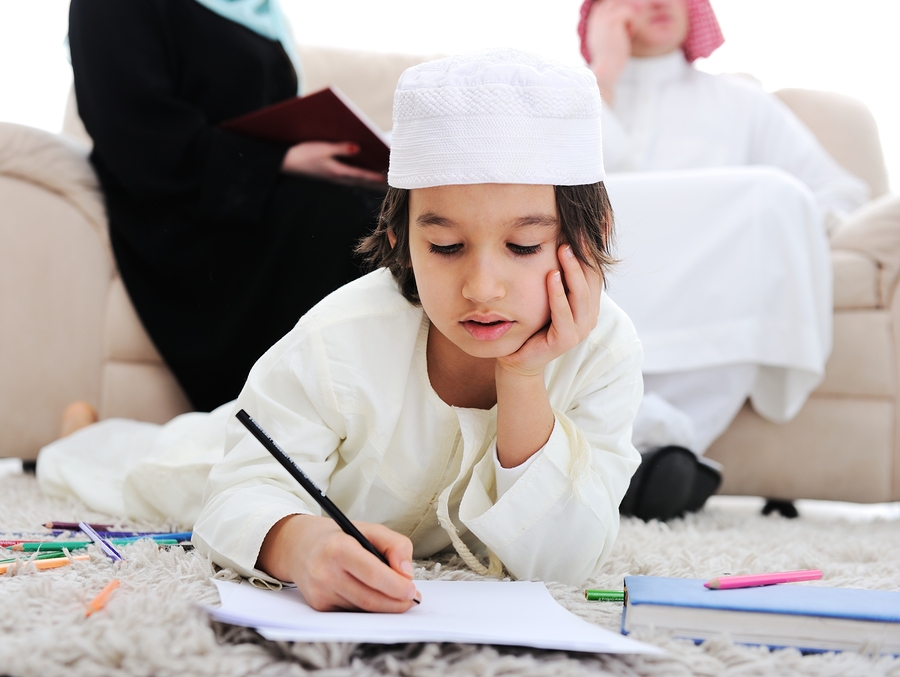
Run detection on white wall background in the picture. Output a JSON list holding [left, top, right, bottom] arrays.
[[1, 0, 897, 191]]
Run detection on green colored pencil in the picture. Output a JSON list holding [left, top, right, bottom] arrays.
[[0, 550, 71, 564], [8, 538, 180, 552], [584, 589, 625, 602]]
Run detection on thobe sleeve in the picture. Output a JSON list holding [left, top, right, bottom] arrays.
[[192, 330, 345, 583], [68, 0, 289, 226], [747, 91, 870, 228], [458, 336, 643, 586]]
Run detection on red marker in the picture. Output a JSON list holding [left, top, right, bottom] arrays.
[[705, 569, 822, 590]]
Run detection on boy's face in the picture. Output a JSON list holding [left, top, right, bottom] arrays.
[[407, 183, 561, 360]]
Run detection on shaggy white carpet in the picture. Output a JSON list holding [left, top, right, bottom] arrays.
[[2, 468, 900, 677]]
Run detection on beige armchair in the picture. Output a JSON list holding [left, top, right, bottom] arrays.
[[705, 89, 898, 504], [1, 46, 897, 508]]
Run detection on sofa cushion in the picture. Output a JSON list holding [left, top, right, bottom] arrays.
[[831, 193, 900, 306], [0, 175, 112, 459], [831, 249, 880, 309], [708, 398, 894, 503], [815, 309, 896, 397], [100, 362, 191, 424], [0, 122, 107, 246], [104, 276, 166, 363]]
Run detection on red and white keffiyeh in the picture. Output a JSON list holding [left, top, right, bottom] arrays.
[[577, 0, 724, 64]]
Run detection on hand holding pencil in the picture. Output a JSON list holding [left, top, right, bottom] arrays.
[[238, 409, 421, 613], [258, 513, 421, 612]]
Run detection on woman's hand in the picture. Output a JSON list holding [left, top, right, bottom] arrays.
[[281, 141, 386, 185], [585, 0, 641, 106], [257, 514, 421, 612], [497, 244, 602, 379]]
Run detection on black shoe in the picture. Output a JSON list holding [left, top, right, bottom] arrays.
[[683, 457, 722, 513], [620, 446, 697, 522]]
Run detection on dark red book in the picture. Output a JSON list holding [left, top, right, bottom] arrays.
[[221, 86, 390, 174]]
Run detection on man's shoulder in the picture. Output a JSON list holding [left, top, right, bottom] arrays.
[[689, 68, 769, 100]]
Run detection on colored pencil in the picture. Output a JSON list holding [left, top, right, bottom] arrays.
[[0, 551, 71, 565], [705, 569, 823, 590], [45, 521, 114, 531], [0, 540, 42, 547], [9, 538, 180, 552], [0, 554, 89, 575], [93, 531, 193, 540], [584, 589, 626, 602], [85, 579, 121, 617], [79, 522, 123, 562]]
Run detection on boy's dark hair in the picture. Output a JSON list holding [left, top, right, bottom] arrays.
[[356, 183, 616, 305]]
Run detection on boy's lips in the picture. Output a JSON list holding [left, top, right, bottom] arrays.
[[460, 316, 515, 341]]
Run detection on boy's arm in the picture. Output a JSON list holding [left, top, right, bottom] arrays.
[[191, 324, 419, 611], [461, 335, 643, 585]]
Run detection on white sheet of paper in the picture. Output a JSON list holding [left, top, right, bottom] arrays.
[[207, 579, 663, 654]]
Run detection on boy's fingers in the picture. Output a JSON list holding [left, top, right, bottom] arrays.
[[557, 245, 602, 335], [341, 546, 419, 606], [359, 522, 414, 567], [343, 525, 418, 602], [332, 574, 419, 613], [558, 246, 590, 318], [548, 270, 575, 340]]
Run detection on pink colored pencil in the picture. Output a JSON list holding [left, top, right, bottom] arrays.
[[0, 540, 41, 547], [705, 569, 822, 590]]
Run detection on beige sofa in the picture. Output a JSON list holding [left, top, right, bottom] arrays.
[[2, 46, 898, 506]]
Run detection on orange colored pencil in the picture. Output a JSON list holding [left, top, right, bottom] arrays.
[[0, 554, 89, 575], [85, 579, 121, 617]]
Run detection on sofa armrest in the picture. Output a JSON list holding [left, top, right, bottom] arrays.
[[830, 193, 900, 306], [775, 88, 889, 199], [0, 122, 108, 250]]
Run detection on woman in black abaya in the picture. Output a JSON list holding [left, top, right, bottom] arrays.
[[67, 0, 385, 412]]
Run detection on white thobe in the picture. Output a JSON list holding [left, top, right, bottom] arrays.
[[603, 52, 869, 218], [39, 270, 643, 586], [599, 52, 870, 452]]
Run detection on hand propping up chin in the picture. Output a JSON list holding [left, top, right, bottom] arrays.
[[496, 244, 602, 379]]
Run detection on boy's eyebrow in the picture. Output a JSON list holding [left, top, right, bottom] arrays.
[[415, 213, 559, 228], [416, 212, 455, 228], [511, 215, 559, 229]]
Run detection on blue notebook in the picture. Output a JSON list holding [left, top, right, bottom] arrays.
[[622, 576, 900, 654]]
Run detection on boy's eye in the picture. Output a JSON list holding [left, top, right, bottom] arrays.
[[507, 243, 541, 256], [429, 243, 462, 256]]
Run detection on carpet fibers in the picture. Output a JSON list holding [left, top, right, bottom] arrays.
[[2, 470, 900, 677]]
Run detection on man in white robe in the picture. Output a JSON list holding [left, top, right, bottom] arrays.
[[578, 0, 870, 519]]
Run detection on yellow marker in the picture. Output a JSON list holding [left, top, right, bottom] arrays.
[[86, 579, 121, 617], [0, 554, 89, 575]]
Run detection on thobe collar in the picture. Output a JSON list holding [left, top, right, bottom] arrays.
[[620, 50, 690, 87]]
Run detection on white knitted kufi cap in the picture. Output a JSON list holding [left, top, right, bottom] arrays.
[[387, 48, 604, 189]]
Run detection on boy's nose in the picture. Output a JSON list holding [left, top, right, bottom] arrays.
[[462, 259, 505, 302]]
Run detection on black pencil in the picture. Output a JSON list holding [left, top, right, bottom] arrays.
[[235, 409, 392, 570]]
